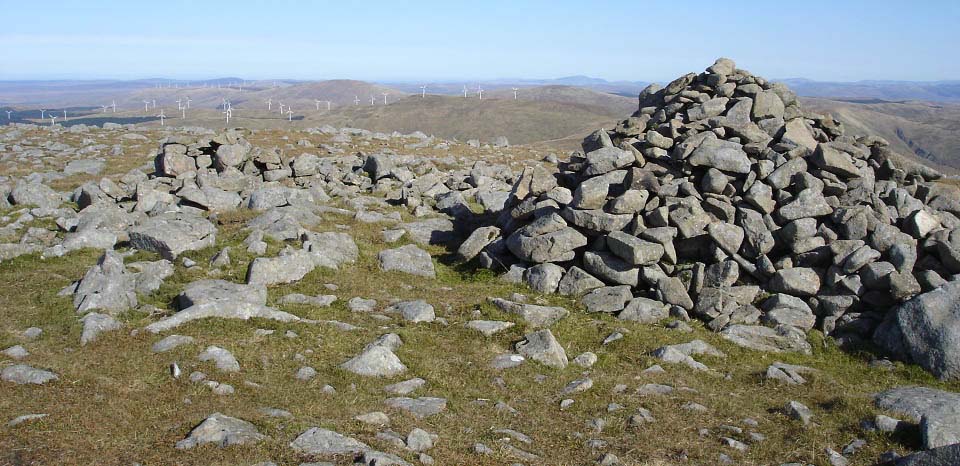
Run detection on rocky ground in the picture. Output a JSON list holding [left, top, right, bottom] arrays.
[[1, 60, 960, 466]]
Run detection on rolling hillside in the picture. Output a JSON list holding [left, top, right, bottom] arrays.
[[301, 94, 628, 145], [802, 98, 960, 172], [483, 85, 636, 116]]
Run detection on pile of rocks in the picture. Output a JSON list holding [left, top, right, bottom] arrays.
[[465, 58, 960, 373]]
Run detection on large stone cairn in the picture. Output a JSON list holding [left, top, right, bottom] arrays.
[[475, 58, 960, 352]]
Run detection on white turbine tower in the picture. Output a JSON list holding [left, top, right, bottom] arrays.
[[111, 100, 117, 112], [157, 109, 166, 126], [420, 85, 426, 98], [176, 98, 182, 111], [382, 92, 389, 105], [462, 85, 468, 98], [185, 97, 191, 109], [152, 99, 156, 109], [101, 105, 108, 113], [5, 110, 11, 119], [286, 108, 293, 121], [512, 87, 519, 100], [50, 115, 57, 126], [181, 106, 186, 118], [223, 108, 231, 124], [266, 98, 272, 111], [315, 99, 321, 111], [477, 85, 483, 100], [354, 95, 360, 105], [370, 95, 375, 105], [143, 101, 150, 112], [63, 109, 67, 120], [40, 109, 46, 119], [278, 102, 285, 114]]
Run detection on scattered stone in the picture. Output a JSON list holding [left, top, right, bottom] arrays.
[[1, 364, 58, 385], [289, 427, 370, 455], [198, 346, 240, 373], [174, 413, 265, 450], [378, 244, 436, 278], [2, 345, 29, 360], [384, 397, 447, 418], [79, 313, 121, 345], [466, 320, 515, 336], [515, 329, 568, 369], [7, 413, 48, 427], [785, 400, 813, 425]]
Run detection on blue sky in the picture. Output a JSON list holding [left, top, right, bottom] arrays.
[[1, 0, 958, 82]]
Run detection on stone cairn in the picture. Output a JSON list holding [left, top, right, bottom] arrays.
[[464, 58, 960, 355]]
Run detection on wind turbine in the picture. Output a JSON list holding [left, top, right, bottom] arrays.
[[278, 102, 285, 114], [266, 98, 272, 111], [185, 97, 191, 109], [50, 115, 57, 126], [176, 98, 182, 110], [63, 109, 67, 120], [370, 95, 375, 105], [5, 110, 11, 119], [354, 95, 360, 105], [477, 84, 483, 100], [152, 99, 156, 109], [420, 85, 426, 98], [286, 108, 293, 121], [223, 108, 231, 124], [40, 109, 46, 119], [325, 100, 331, 110], [462, 85, 468, 98], [315, 99, 321, 111], [111, 100, 116, 112], [382, 92, 389, 105], [512, 87, 519, 100], [101, 105, 108, 113], [143, 101, 150, 112], [157, 109, 166, 126]]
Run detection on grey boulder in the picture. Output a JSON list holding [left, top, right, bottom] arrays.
[[874, 281, 960, 380]]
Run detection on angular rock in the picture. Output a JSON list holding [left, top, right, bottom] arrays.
[[516, 329, 568, 368], [175, 413, 265, 450], [379, 245, 435, 278]]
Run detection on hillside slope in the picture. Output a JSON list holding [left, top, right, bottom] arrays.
[[302, 94, 627, 145], [483, 85, 636, 116], [802, 98, 960, 172]]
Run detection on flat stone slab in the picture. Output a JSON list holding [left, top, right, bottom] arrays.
[[720, 324, 812, 354], [128, 213, 217, 260], [378, 244, 435, 278], [145, 302, 299, 334], [488, 298, 568, 328], [875, 386, 960, 449], [384, 397, 447, 419], [1, 364, 58, 385], [466, 320, 515, 336], [151, 335, 195, 353], [289, 427, 370, 455]]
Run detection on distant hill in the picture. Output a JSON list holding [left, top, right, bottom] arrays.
[[783, 79, 960, 102], [301, 94, 626, 145], [483, 85, 636, 116], [246, 80, 408, 108], [383, 77, 650, 99], [802, 97, 960, 173], [123, 80, 407, 113]]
